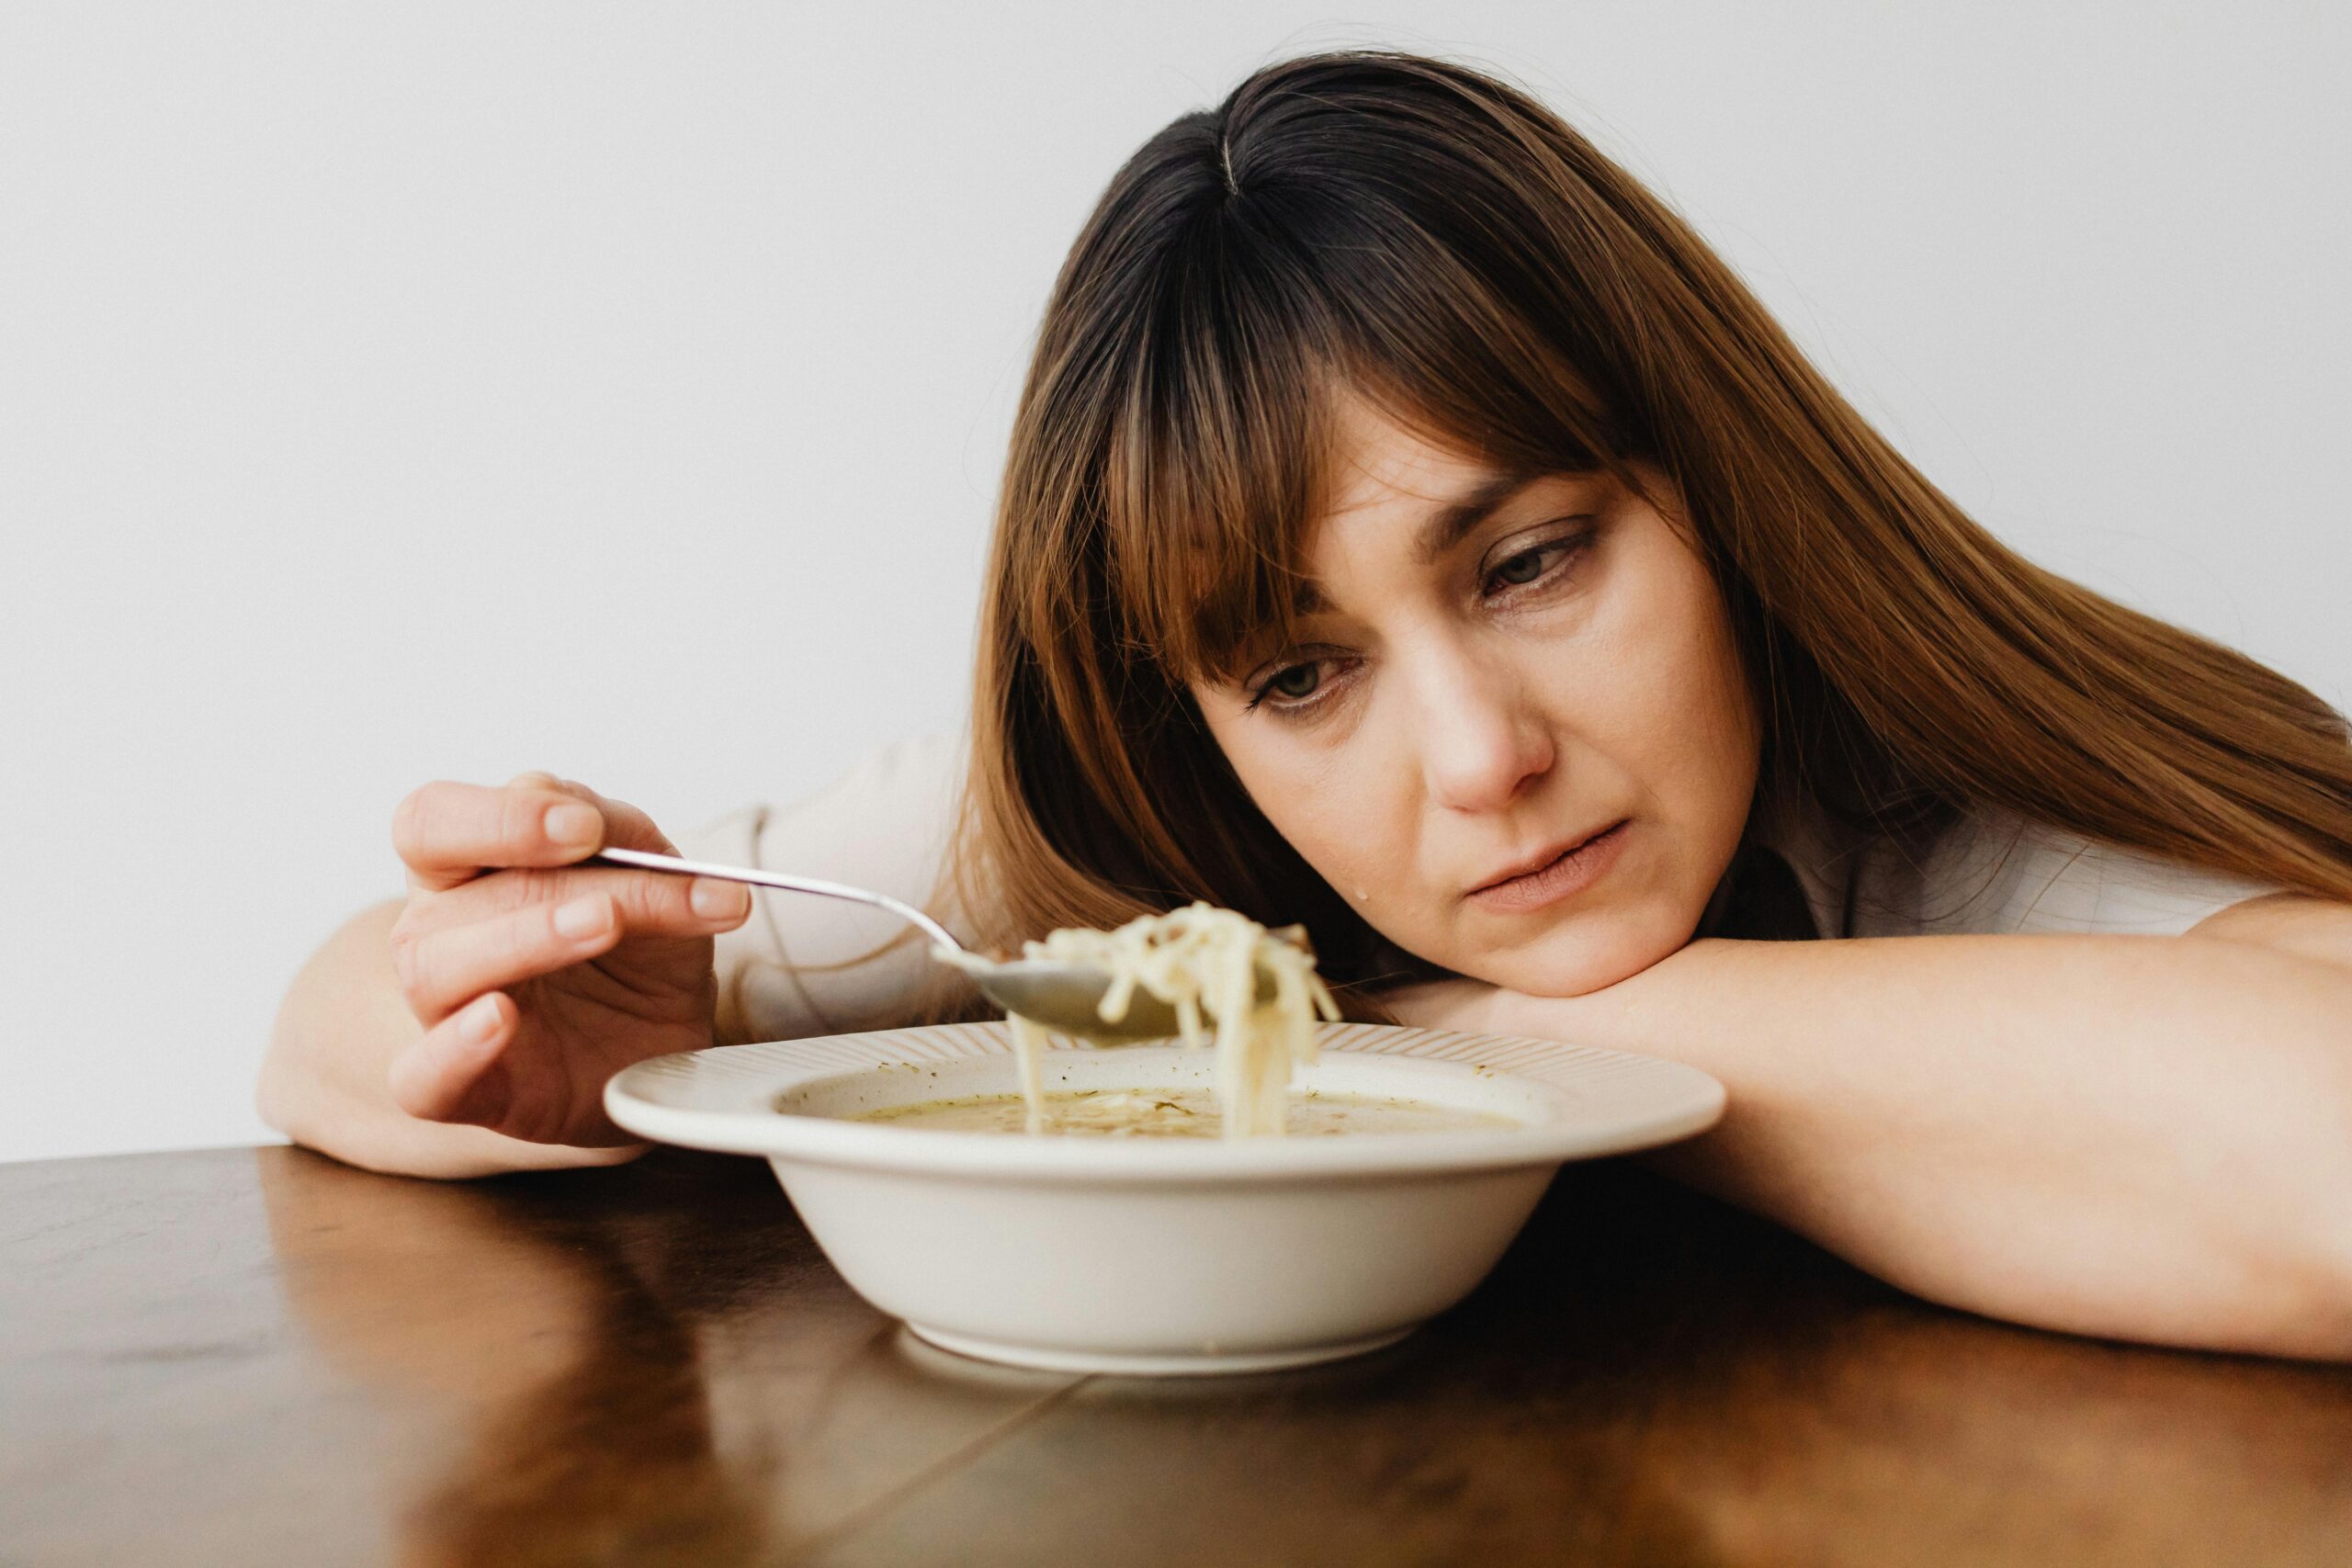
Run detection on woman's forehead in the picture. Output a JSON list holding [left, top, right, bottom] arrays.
[[1309, 398, 1606, 564], [1125, 380, 1620, 681], [1318, 394, 1486, 515]]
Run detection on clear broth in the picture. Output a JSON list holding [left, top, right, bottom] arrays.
[[853, 1087, 1518, 1138]]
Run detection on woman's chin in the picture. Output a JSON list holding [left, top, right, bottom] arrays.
[[1454, 908, 1695, 998]]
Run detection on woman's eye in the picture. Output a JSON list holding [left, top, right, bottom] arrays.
[[1481, 531, 1588, 596], [1491, 547, 1550, 586], [1267, 662, 1322, 701], [1241, 642, 1366, 715], [1246, 657, 1335, 712]]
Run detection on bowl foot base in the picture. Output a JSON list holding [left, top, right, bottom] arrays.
[[902, 1322, 1416, 1377]]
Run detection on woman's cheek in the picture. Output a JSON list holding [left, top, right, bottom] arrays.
[[1291, 807, 1394, 908], [1276, 784, 1444, 952]]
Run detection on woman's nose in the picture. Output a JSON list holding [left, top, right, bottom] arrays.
[[1407, 645, 1554, 814]]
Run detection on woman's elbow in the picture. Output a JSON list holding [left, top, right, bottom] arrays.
[[2238, 1110, 2352, 1359], [2107, 1040, 2352, 1359], [2044, 1125, 2352, 1361]]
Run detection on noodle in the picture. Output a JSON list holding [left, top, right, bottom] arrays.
[[943, 903, 1340, 1137], [1007, 1013, 1050, 1135]]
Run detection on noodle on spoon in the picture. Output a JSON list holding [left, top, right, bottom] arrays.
[[947, 904, 1340, 1136]]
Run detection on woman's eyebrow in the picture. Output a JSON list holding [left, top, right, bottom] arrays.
[[1411, 465, 1551, 566], [1269, 466, 1589, 630]]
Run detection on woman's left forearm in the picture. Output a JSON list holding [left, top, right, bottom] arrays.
[[1471, 933, 2352, 1358]]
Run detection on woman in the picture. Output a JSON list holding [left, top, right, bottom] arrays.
[[260, 51, 2352, 1357]]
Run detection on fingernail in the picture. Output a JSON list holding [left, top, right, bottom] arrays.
[[554, 895, 611, 940], [461, 995, 503, 1044], [690, 878, 747, 920], [545, 802, 601, 847]]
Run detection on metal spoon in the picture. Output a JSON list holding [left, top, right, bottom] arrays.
[[591, 846, 1215, 1043]]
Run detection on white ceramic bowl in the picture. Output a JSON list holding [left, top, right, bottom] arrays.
[[606, 1021, 1724, 1375]]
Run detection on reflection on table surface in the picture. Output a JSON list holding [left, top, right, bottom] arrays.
[[4, 1144, 2347, 1565]]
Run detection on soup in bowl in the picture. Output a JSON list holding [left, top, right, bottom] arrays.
[[606, 1022, 1723, 1374]]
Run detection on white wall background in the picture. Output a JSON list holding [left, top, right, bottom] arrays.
[[3, 2, 2344, 1163]]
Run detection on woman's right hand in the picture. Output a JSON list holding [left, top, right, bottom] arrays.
[[382, 773, 753, 1148]]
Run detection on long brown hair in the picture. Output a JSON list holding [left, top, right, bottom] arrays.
[[934, 49, 2351, 1015]]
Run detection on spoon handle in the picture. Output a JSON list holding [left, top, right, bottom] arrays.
[[589, 847, 963, 953]]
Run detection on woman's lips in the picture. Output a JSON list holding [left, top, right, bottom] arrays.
[[1464, 820, 1630, 915]]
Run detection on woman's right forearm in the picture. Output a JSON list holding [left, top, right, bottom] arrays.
[[257, 899, 645, 1180]]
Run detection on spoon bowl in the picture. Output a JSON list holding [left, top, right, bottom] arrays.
[[961, 958, 1211, 1043]]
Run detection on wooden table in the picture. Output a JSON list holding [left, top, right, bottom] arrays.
[[6, 1145, 2349, 1566]]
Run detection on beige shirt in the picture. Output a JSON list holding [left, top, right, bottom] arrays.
[[673, 732, 978, 1047], [676, 730, 2275, 1043], [1747, 789, 2276, 942]]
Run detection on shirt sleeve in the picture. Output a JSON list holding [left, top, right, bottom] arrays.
[[1849, 807, 2278, 939], [670, 729, 975, 1043]]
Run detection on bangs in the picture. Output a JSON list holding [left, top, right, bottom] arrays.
[[1099, 309, 1346, 688], [1092, 173, 1635, 689]]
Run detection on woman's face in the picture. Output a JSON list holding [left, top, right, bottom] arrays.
[[1190, 397, 1761, 996]]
